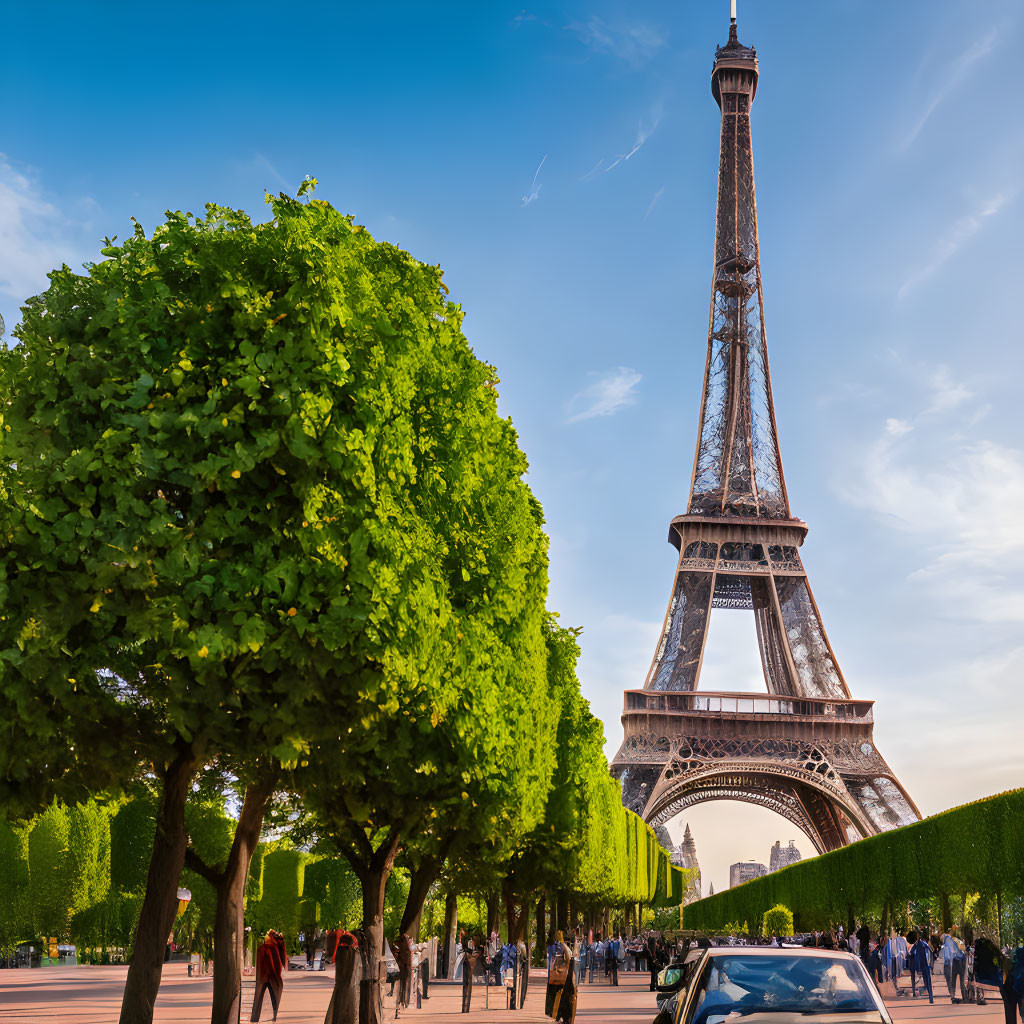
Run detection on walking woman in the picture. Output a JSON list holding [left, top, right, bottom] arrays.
[[545, 931, 578, 1024], [251, 930, 286, 1022]]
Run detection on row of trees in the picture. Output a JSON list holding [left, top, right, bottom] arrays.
[[2, 776, 689, 966], [683, 788, 1024, 940], [0, 187, 686, 1024]]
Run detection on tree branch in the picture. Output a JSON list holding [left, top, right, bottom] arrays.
[[185, 846, 225, 887]]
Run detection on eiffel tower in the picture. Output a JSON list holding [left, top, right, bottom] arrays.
[[610, 7, 920, 853]]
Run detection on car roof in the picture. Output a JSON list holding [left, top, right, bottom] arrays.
[[704, 946, 859, 959]]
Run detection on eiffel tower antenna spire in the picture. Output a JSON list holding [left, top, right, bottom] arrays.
[[611, 17, 920, 854]]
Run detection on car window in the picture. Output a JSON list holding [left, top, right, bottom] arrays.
[[684, 954, 879, 1024]]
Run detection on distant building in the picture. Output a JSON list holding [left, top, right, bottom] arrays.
[[729, 860, 767, 888], [768, 839, 802, 873], [671, 822, 702, 903]]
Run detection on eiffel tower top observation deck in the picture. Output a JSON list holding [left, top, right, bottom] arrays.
[[610, 6, 920, 852]]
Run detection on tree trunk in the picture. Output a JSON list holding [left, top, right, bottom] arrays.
[[118, 746, 199, 1024], [503, 879, 527, 943], [208, 772, 277, 1024], [326, 944, 361, 1024], [555, 891, 568, 937], [399, 857, 439, 940], [486, 893, 500, 939], [442, 890, 457, 979], [358, 859, 394, 1024], [941, 893, 951, 933], [846, 906, 854, 941], [879, 901, 889, 941], [536, 894, 546, 947]]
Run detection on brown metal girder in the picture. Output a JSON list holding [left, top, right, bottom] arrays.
[[669, 514, 807, 550], [615, 720, 876, 755], [649, 787, 823, 853], [688, 542, 724, 692], [620, 691, 876, 716], [748, 120, 792, 516], [718, 101, 747, 516], [641, 758, 874, 847]]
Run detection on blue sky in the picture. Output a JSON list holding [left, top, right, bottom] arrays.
[[3, 1, 1022, 896]]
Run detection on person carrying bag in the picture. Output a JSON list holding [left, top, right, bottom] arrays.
[[545, 931, 577, 1024]]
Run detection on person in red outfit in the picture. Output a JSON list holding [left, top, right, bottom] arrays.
[[251, 930, 287, 1022]]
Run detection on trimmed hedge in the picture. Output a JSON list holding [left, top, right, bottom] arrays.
[[684, 789, 1024, 932]]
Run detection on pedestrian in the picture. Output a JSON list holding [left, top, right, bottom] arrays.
[[1000, 947, 1024, 1024], [867, 941, 885, 988], [941, 925, 968, 1003], [324, 926, 340, 965], [517, 936, 530, 1010], [251, 930, 286, 1022], [501, 939, 518, 1009], [907, 929, 934, 1004], [856, 922, 871, 968], [461, 938, 480, 1014], [545, 930, 577, 1024], [573, 927, 586, 986], [608, 933, 621, 987], [648, 934, 660, 991]]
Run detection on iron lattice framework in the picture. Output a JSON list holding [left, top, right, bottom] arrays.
[[610, 15, 920, 854]]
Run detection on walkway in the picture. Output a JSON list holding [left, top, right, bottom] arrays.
[[0, 963, 1006, 1023]]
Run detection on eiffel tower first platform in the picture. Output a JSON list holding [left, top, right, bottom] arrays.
[[610, 9, 920, 853]]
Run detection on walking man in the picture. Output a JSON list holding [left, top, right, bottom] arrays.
[[856, 923, 871, 969], [908, 930, 934, 1004], [608, 934, 620, 987], [941, 926, 967, 1003]]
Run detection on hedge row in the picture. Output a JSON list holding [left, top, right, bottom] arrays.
[[683, 788, 1024, 931]]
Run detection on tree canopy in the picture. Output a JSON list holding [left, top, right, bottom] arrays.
[[0, 187, 685, 1024]]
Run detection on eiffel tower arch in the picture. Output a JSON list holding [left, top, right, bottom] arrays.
[[610, 11, 920, 855]]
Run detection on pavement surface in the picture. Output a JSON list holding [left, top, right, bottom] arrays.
[[0, 963, 1007, 1023]]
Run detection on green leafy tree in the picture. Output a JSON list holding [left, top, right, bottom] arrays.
[[762, 904, 793, 937], [248, 848, 309, 944], [27, 800, 109, 941], [304, 856, 360, 929], [0, 819, 31, 954], [109, 794, 157, 896], [1, 186, 537, 1024]]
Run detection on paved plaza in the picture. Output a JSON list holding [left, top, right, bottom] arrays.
[[0, 964, 1006, 1024]]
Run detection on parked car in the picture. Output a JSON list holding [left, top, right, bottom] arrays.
[[656, 946, 892, 1024]]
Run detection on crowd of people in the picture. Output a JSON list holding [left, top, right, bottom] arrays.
[[242, 919, 1024, 1024]]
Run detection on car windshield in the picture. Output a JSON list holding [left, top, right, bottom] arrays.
[[689, 954, 879, 1024]]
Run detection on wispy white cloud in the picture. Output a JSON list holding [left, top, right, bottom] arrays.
[[897, 189, 1015, 298], [901, 29, 998, 150], [0, 155, 94, 311], [566, 366, 642, 423], [253, 153, 290, 190], [566, 16, 666, 68], [924, 363, 973, 415], [642, 185, 665, 223], [521, 154, 547, 208], [835, 367, 1024, 623], [603, 116, 660, 174]]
